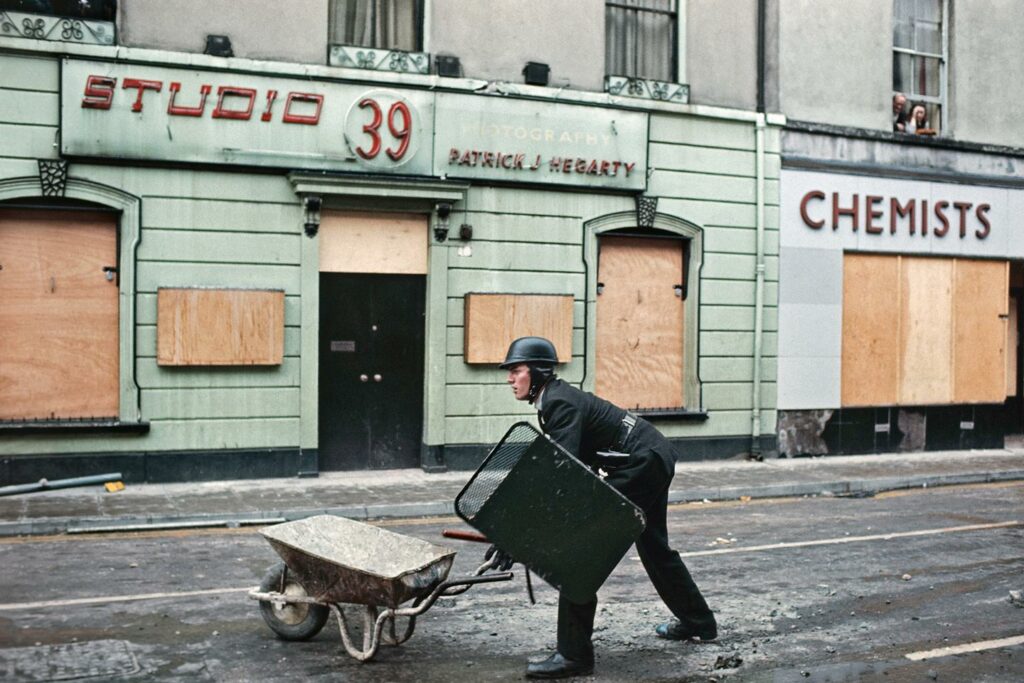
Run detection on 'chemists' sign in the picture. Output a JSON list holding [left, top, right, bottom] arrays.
[[60, 58, 648, 190], [781, 169, 1024, 259]]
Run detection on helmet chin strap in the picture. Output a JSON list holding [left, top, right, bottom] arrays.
[[526, 365, 555, 404]]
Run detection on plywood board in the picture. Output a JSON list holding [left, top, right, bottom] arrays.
[[899, 257, 953, 405], [0, 209, 119, 420], [1008, 295, 1018, 398], [595, 236, 685, 410], [319, 211, 427, 274], [157, 288, 284, 366], [953, 259, 1008, 403], [841, 253, 900, 407], [464, 294, 573, 364]]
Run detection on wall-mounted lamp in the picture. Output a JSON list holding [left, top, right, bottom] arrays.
[[303, 195, 322, 237], [204, 34, 234, 58], [434, 202, 453, 242], [522, 61, 550, 86]]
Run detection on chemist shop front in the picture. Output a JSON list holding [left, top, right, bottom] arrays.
[[0, 49, 777, 483], [776, 167, 1024, 455]]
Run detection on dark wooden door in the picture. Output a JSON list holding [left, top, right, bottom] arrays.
[[318, 273, 425, 470]]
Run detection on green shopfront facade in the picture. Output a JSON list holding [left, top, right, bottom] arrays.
[[0, 41, 782, 482]]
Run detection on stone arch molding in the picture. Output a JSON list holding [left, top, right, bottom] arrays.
[[582, 210, 703, 408], [0, 174, 142, 422]]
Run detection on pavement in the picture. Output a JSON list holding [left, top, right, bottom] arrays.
[[2, 447, 1024, 538]]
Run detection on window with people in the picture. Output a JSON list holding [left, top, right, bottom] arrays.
[[892, 0, 946, 136]]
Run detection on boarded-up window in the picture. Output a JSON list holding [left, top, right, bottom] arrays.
[[464, 294, 573, 364], [319, 211, 427, 275], [0, 209, 119, 420], [596, 236, 685, 410], [157, 288, 285, 366], [841, 254, 1007, 407]]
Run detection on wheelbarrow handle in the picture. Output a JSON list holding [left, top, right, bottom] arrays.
[[442, 529, 489, 543], [438, 570, 513, 598], [446, 571, 513, 587]]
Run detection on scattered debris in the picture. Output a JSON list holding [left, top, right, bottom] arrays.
[[926, 669, 938, 680], [1010, 590, 1023, 607], [836, 490, 876, 499], [739, 495, 752, 503], [902, 574, 913, 581], [713, 654, 743, 670]]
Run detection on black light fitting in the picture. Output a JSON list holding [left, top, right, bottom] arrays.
[[522, 61, 550, 86], [435, 54, 462, 78], [204, 34, 234, 58], [303, 195, 322, 238]]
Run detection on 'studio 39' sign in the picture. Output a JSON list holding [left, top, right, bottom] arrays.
[[60, 58, 648, 190]]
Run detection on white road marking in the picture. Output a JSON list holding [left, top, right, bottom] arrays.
[[905, 634, 1024, 660], [1, 521, 1018, 613], [679, 520, 1020, 557], [0, 586, 252, 612]]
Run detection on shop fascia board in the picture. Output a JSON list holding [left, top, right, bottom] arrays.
[[0, 35, 785, 127]]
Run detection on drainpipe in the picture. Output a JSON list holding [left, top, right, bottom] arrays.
[[751, 113, 767, 458]]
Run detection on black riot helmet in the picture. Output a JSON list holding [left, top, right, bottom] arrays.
[[499, 336, 559, 368], [500, 336, 559, 403]]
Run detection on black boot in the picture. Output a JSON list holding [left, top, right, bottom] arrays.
[[525, 652, 594, 679], [655, 619, 718, 642]]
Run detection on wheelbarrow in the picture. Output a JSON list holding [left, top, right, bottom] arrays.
[[248, 514, 512, 661]]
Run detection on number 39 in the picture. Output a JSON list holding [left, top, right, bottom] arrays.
[[355, 98, 412, 161]]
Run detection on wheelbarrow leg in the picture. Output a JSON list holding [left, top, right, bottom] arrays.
[[381, 610, 417, 646], [331, 604, 391, 662]]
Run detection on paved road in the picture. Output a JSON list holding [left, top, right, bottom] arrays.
[[0, 483, 1021, 681]]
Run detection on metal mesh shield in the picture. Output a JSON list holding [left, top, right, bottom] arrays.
[[455, 422, 646, 603], [455, 422, 538, 520]]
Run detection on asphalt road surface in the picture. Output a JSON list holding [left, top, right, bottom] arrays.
[[0, 482, 1021, 682]]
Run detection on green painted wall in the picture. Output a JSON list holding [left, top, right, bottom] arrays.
[[1, 50, 780, 464], [0, 53, 304, 457], [441, 113, 780, 447]]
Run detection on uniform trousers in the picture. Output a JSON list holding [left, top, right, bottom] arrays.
[[556, 422, 716, 663]]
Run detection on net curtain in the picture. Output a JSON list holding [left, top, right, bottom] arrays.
[[605, 0, 676, 82], [330, 0, 419, 51]]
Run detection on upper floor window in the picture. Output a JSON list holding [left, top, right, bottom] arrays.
[[893, 0, 946, 135], [329, 0, 421, 51], [605, 0, 677, 83], [0, 0, 114, 20], [0, 0, 116, 44]]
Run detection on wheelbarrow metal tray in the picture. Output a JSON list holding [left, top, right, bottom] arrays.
[[260, 515, 456, 608], [455, 422, 646, 604]]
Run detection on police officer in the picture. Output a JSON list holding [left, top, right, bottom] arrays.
[[497, 336, 717, 679]]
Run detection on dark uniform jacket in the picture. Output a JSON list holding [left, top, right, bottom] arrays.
[[536, 377, 675, 488], [535, 378, 629, 469]]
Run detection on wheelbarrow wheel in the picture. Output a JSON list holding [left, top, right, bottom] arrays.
[[258, 562, 329, 641]]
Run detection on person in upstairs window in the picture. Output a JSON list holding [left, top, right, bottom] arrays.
[[907, 102, 931, 134], [893, 92, 909, 132], [496, 336, 717, 680]]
